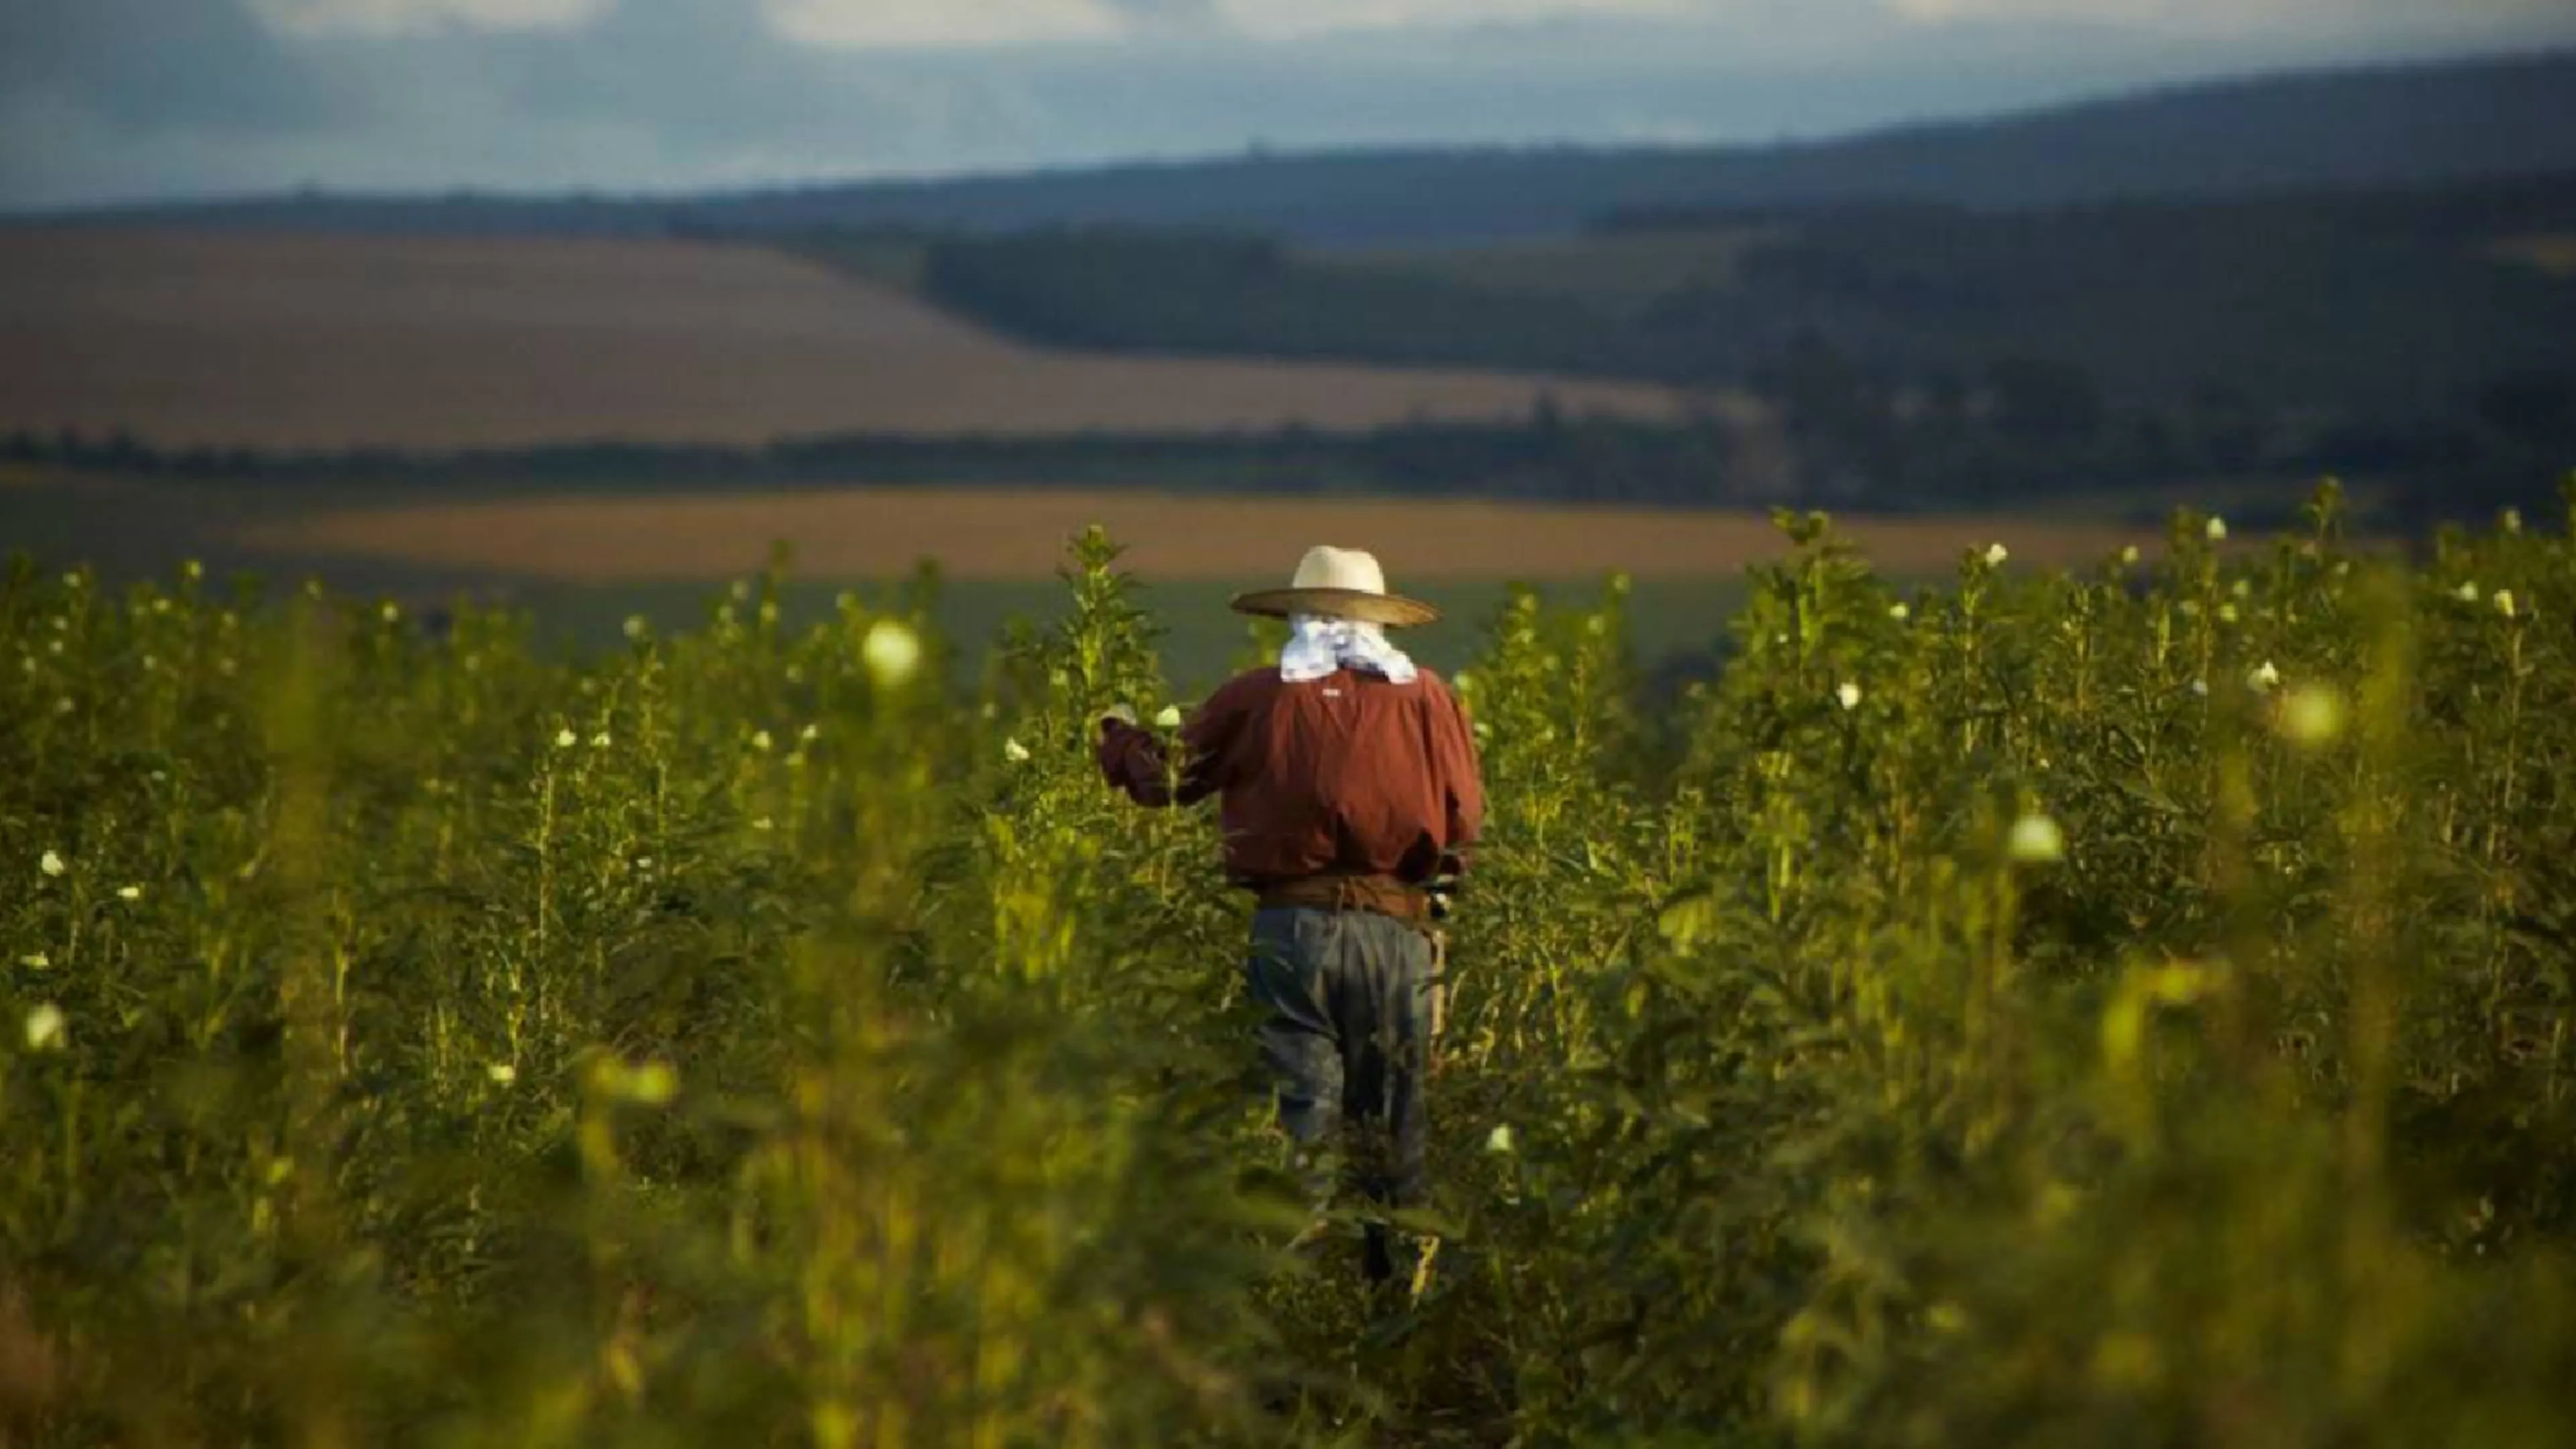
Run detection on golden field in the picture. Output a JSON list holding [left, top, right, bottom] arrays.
[[237, 484, 2158, 584]]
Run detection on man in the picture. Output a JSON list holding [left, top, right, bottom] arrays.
[[1097, 545, 1484, 1284]]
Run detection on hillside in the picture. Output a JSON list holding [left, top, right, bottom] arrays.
[[30, 50, 2576, 248], [0, 229, 1682, 451], [863, 169, 2576, 419]]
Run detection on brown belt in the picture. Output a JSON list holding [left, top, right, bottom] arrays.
[[1254, 873, 1432, 923]]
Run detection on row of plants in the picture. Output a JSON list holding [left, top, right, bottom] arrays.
[[3, 483, 2572, 1443]]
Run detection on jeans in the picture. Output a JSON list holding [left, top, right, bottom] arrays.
[[1246, 906, 1437, 1254]]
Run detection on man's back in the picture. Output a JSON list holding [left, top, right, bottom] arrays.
[[1097, 664, 1483, 888]]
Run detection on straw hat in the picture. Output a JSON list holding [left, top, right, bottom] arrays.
[[1230, 545, 1439, 629]]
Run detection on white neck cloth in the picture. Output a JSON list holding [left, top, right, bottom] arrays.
[[1279, 613, 1417, 684]]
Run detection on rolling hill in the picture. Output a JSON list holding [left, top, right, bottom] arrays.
[[27, 50, 2576, 248], [0, 229, 1684, 451]]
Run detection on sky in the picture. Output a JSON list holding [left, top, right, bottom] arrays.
[[1, 0, 2571, 209]]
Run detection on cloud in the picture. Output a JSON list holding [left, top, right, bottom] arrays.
[[2, 0, 2571, 209], [765, 0, 1128, 50], [1885, 0, 2574, 33], [1208, 0, 1692, 43], [761, 0, 1699, 50], [0, 0, 337, 132], [247, 0, 616, 37]]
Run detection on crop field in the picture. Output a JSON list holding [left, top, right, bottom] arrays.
[[227, 484, 2164, 682], [0, 231, 1683, 451], [237, 485, 2159, 586], [5, 483, 2573, 1444]]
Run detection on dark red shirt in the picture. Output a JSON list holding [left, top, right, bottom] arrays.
[[1098, 666, 1484, 888]]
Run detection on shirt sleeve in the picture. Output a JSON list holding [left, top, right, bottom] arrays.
[[1432, 678, 1485, 877], [1096, 677, 1251, 808]]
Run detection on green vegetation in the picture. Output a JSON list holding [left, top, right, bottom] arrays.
[[896, 173, 2576, 416], [1330, 227, 1779, 317], [1, 417, 1766, 510], [6, 482, 2575, 1442], [490, 575, 1752, 696], [846, 172, 2576, 520]]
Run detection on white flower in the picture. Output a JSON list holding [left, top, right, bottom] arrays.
[[1155, 705, 1184, 730], [2006, 812, 2065, 864], [590, 731, 612, 749], [2456, 581, 2480, 602], [1452, 672, 1474, 694], [1835, 682, 1862, 711], [1004, 739, 1032, 763], [729, 580, 752, 602], [2493, 590, 2517, 620], [2218, 604, 2239, 625], [2278, 685, 2344, 747], [2231, 578, 2251, 599], [553, 728, 577, 749], [861, 619, 923, 690], [623, 614, 649, 641], [751, 816, 775, 833], [488, 1063, 517, 1085], [2189, 678, 2209, 698], [380, 602, 400, 623], [2502, 508, 2524, 535], [2248, 660, 2281, 692], [19, 953, 50, 969], [800, 723, 820, 743], [632, 856, 654, 873], [39, 850, 64, 879], [115, 885, 140, 902], [24, 1003, 65, 1052], [1984, 543, 2009, 567], [1486, 1124, 1516, 1155], [2206, 517, 2228, 542], [1888, 603, 1911, 622], [751, 730, 773, 752], [2119, 545, 2140, 566]]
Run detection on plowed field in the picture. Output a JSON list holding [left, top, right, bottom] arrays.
[[0, 230, 1690, 450]]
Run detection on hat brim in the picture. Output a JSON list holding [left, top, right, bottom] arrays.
[[1230, 587, 1440, 629]]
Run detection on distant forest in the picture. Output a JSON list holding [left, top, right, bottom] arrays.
[[12, 404, 2563, 537], [791, 170, 2576, 521], [901, 173, 2576, 409]]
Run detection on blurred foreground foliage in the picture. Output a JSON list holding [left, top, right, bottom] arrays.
[[5, 489, 2576, 1445]]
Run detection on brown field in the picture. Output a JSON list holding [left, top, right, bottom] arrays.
[[0, 230, 1703, 451], [239, 486, 2158, 585]]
